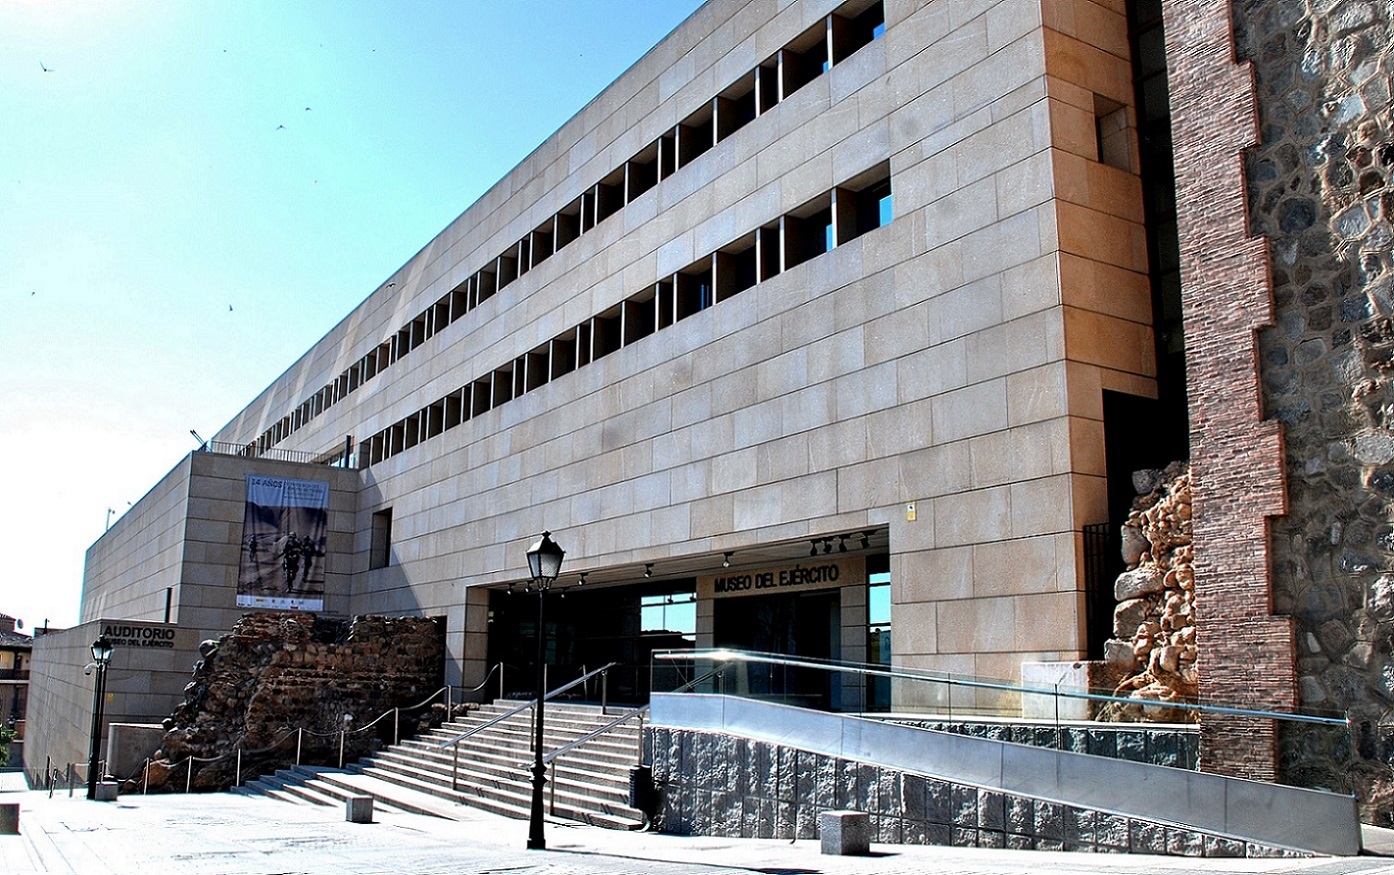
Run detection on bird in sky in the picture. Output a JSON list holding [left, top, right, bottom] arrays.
[[228, 305, 234, 312], [39, 61, 52, 72], [275, 124, 286, 131]]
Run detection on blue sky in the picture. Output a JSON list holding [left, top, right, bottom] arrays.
[[0, 0, 703, 630]]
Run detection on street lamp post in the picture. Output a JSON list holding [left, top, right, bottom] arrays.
[[525, 531, 565, 851], [86, 635, 114, 800]]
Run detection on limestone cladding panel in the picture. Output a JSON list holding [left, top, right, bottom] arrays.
[[82, 456, 192, 624], [1162, 0, 1293, 782], [184, 1, 1166, 684]]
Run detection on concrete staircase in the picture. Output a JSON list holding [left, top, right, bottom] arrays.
[[236, 700, 647, 829]]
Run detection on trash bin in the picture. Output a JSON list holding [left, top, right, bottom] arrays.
[[627, 765, 653, 812]]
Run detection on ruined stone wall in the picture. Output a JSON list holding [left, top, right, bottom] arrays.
[[1235, 0, 1394, 821], [1100, 463, 1198, 721], [137, 612, 444, 792]]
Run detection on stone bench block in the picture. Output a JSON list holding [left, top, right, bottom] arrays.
[[0, 802, 18, 834], [346, 794, 373, 823], [819, 810, 869, 855], [94, 782, 119, 802]]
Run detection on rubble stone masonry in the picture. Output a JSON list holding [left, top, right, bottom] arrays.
[[135, 612, 443, 792], [1231, 0, 1394, 820]]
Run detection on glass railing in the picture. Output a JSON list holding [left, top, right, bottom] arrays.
[[650, 649, 1351, 771]]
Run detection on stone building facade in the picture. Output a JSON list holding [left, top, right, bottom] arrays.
[[31, 0, 1394, 820]]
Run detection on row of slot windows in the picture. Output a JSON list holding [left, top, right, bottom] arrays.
[[357, 166, 892, 469], [246, 0, 886, 461]]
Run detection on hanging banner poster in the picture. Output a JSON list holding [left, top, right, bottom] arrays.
[[236, 475, 329, 611]]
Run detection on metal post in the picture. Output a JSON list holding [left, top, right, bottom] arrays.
[[548, 759, 557, 815], [236, 748, 242, 787], [499, 664, 505, 702], [67, 763, 74, 798], [528, 588, 548, 851], [296, 728, 303, 765], [86, 659, 108, 799], [452, 741, 459, 792], [601, 669, 608, 716], [185, 759, 192, 793], [143, 760, 149, 794], [339, 730, 346, 769], [635, 711, 645, 764], [1054, 683, 1062, 751], [394, 708, 400, 746]]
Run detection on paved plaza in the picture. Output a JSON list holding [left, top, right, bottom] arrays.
[[2, 774, 1394, 875]]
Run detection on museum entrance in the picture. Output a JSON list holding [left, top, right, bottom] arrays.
[[486, 580, 695, 705], [712, 588, 841, 709]]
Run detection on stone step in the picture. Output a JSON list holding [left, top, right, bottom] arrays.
[[240, 698, 647, 831], [404, 732, 640, 771], [365, 748, 633, 806], [351, 760, 643, 830]]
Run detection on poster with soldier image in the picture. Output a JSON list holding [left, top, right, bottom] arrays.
[[236, 475, 329, 611]]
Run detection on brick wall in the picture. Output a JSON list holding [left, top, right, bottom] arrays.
[[1160, 0, 1297, 779]]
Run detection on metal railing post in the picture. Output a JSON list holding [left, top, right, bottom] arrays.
[[499, 663, 505, 702], [143, 760, 150, 794], [1054, 683, 1062, 750], [601, 669, 609, 715], [548, 760, 557, 815], [296, 728, 303, 766], [236, 748, 242, 787], [339, 730, 346, 769], [394, 707, 400, 746], [185, 759, 192, 793], [452, 741, 459, 792], [636, 710, 645, 764]]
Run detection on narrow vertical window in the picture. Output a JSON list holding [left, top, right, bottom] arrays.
[[370, 509, 393, 570]]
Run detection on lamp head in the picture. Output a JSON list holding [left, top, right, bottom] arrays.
[[90, 635, 114, 666], [526, 531, 565, 584]]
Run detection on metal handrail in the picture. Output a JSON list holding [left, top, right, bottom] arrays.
[[432, 662, 618, 750], [541, 704, 648, 766], [652, 648, 1349, 728], [537, 662, 731, 768]]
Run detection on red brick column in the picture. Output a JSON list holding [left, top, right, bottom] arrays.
[[1161, 0, 1297, 780]]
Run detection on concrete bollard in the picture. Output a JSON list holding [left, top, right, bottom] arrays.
[[345, 795, 373, 823], [819, 810, 870, 856], [94, 782, 120, 802], [0, 803, 18, 835]]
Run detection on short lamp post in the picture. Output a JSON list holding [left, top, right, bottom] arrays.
[[86, 635, 114, 800], [525, 531, 565, 851]]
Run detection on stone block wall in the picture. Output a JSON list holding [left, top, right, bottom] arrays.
[[648, 727, 1298, 857], [135, 612, 443, 792], [1230, 0, 1394, 821]]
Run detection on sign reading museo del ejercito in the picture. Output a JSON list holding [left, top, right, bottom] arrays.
[[236, 475, 329, 611], [700, 555, 864, 599]]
